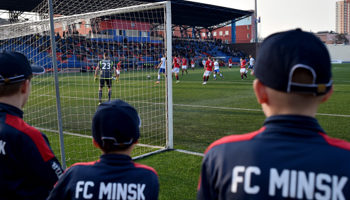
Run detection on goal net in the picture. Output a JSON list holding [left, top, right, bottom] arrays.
[[0, 0, 170, 167]]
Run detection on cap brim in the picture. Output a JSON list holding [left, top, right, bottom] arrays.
[[31, 65, 45, 75]]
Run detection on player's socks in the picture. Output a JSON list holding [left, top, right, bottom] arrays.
[[214, 74, 216, 80], [98, 90, 102, 102], [203, 77, 206, 82], [108, 91, 111, 101], [241, 74, 243, 79], [176, 75, 179, 80]]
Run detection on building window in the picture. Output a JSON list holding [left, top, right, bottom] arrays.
[[247, 25, 250, 30], [141, 31, 148, 37], [213, 32, 217, 36], [247, 33, 250, 39], [225, 30, 229, 35], [202, 33, 206, 37], [219, 31, 223, 36]]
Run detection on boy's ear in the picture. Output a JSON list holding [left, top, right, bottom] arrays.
[[92, 139, 101, 148], [20, 80, 30, 94], [321, 86, 333, 103], [253, 79, 269, 104]]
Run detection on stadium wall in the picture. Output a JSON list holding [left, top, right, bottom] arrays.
[[326, 44, 350, 63]]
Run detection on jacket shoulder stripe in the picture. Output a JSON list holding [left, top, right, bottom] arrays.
[[134, 163, 158, 176], [318, 132, 350, 151], [205, 127, 266, 154], [5, 114, 54, 162]]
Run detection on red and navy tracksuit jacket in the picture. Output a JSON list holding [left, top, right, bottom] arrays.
[[48, 153, 159, 200], [0, 103, 63, 200], [198, 115, 350, 200]]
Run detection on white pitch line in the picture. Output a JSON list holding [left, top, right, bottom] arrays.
[[32, 94, 350, 118], [174, 149, 204, 157], [173, 103, 350, 118]]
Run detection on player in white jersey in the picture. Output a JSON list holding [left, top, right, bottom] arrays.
[[202, 58, 206, 68], [213, 59, 224, 80], [248, 55, 255, 75], [155, 55, 166, 84]]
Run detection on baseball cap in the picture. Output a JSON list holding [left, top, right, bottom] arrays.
[[92, 99, 141, 148], [0, 51, 45, 85], [254, 29, 332, 96]]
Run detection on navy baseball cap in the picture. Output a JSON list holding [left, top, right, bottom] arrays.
[[92, 99, 141, 147], [254, 29, 332, 96], [0, 51, 45, 85]]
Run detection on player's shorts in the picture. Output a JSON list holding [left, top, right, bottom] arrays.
[[214, 69, 220, 73], [158, 68, 165, 74], [240, 68, 247, 74], [172, 67, 180, 74], [182, 65, 187, 70], [116, 70, 120, 75], [229, 64, 232, 68], [100, 78, 112, 88], [248, 65, 254, 69], [203, 70, 212, 77], [191, 64, 195, 68]]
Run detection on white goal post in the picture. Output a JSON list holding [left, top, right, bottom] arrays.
[[0, 0, 173, 168]]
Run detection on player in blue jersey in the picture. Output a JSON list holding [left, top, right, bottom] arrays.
[[94, 53, 115, 104], [0, 52, 63, 200], [198, 29, 350, 199], [155, 54, 166, 84], [48, 99, 159, 200]]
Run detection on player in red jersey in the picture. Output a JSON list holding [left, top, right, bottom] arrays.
[[240, 57, 248, 80], [181, 57, 188, 75], [202, 57, 214, 85], [228, 57, 233, 68], [172, 55, 181, 83], [191, 58, 195, 70]]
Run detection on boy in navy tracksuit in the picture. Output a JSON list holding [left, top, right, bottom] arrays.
[[0, 52, 63, 200], [48, 99, 159, 200], [197, 29, 350, 199]]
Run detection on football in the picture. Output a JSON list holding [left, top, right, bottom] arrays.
[[147, 75, 151, 79]]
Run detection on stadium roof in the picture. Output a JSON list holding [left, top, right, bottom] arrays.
[[0, 0, 252, 28]]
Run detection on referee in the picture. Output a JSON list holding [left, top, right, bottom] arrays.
[[197, 29, 350, 199]]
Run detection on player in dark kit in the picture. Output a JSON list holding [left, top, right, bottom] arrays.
[[197, 29, 350, 199], [0, 52, 63, 200], [48, 99, 159, 200], [94, 53, 115, 104]]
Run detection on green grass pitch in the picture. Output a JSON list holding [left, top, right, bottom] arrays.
[[25, 64, 350, 200]]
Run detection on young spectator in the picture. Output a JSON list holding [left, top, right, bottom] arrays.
[[197, 29, 350, 199], [0, 52, 63, 200], [48, 99, 159, 200]]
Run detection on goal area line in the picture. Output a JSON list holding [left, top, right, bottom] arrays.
[[36, 127, 165, 150]]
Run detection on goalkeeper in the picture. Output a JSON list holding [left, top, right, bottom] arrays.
[[94, 53, 115, 104]]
